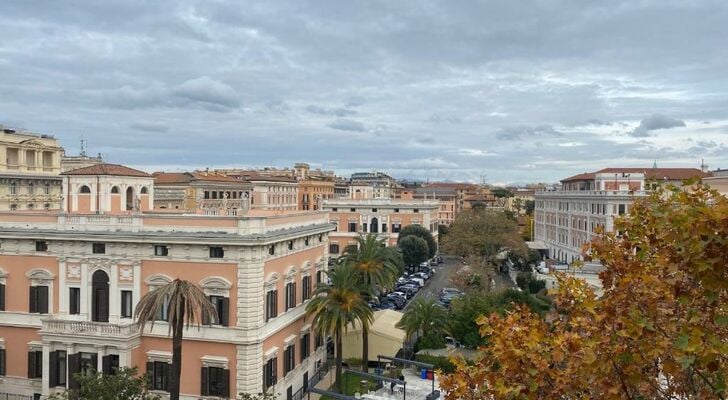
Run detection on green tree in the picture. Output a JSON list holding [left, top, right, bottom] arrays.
[[134, 279, 217, 400], [398, 235, 429, 267], [442, 183, 728, 399], [396, 297, 448, 349], [524, 199, 535, 216], [343, 234, 402, 370], [47, 367, 160, 400], [397, 224, 437, 258], [442, 209, 526, 264], [306, 263, 373, 392], [491, 187, 513, 198]]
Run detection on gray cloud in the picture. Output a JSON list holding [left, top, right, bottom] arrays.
[[130, 122, 169, 132], [496, 125, 564, 140], [305, 105, 356, 117], [630, 114, 686, 137], [327, 119, 366, 132], [173, 76, 240, 110]]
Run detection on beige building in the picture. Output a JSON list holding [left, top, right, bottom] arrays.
[[322, 199, 439, 256], [0, 163, 333, 399], [152, 171, 252, 213], [61, 154, 103, 173], [215, 170, 299, 211], [341, 310, 405, 361], [293, 163, 335, 211], [0, 126, 64, 212]]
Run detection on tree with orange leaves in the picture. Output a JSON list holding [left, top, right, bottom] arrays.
[[441, 182, 727, 399]]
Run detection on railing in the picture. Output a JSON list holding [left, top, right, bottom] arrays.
[[536, 190, 647, 197], [42, 319, 139, 337]]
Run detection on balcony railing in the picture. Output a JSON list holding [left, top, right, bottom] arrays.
[[536, 190, 647, 197], [41, 319, 139, 338]]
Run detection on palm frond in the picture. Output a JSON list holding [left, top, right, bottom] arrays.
[[135, 279, 218, 335]]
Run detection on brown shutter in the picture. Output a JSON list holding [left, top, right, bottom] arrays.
[[68, 353, 81, 389], [165, 362, 171, 391], [28, 351, 36, 378], [201, 367, 209, 396], [222, 369, 230, 398], [146, 362, 154, 388], [38, 286, 49, 314], [29, 286, 37, 313], [220, 297, 229, 327], [0, 283, 5, 311], [49, 351, 58, 387], [0, 348, 6, 376]]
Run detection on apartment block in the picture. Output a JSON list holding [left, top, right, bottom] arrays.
[[534, 167, 707, 263], [0, 127, 64, 211], [152, 171, 253, 213], [0, 164, 333, 399], [321, 199, 439, 256]]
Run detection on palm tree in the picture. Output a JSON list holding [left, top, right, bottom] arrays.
[[343, 234, 402, 371], [306, 263, 373, 392], [396, 297, 448, 344], [135, 279, 217, 400]]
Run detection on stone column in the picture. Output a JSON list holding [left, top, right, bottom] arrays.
[[41, 343, 51, 396]]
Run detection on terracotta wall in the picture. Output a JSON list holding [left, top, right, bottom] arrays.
[[77, 194, 91, 213], [133, 337, 237, 397], [0, 326, 41, 378], [262, 315, 307, 380], [264, 246, 325, 315], [110, 194, 121, 213], [0, 254, 59, 313]]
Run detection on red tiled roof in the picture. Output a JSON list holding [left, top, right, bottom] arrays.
[[153, 172, 193, 184], [561, 167, 709, 183], [62, 163, 151, 177]]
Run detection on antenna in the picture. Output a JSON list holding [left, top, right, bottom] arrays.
[[80, 137, 87, 157]]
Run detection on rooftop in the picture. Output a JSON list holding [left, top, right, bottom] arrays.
[[561, 167, 709, 182], [62, 163, 151, 177]]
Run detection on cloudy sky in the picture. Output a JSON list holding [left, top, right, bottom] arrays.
[[1, 0, 727, 184]]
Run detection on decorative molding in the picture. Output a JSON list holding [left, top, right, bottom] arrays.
[[144, 273, 172, 286], [146, 350, 172, 362], [66, 264, 81, 279], [118, 266, 134, 282], [26, 268, 55, 284], [201, 355, 229, 369]]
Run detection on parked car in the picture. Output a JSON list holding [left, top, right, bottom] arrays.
[[419, 261, 430, 268], [439, 292, 464, 307], [413, 272, 429, 281], [439, 288, 463, 297], [386, 295, 406, 309], [430, 259, 438, 266], [444, 336, 462, 348], [396, 284, 419, 296], [437, 256, 443, 264], [537, 265, 549, 274], [390, 291, 409, 301], [379, 300, 396, 310], [408, 277, 425, 287]]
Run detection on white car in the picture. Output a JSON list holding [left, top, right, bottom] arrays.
[[537, 265, 549, 274], [409, 277, 425, 287]]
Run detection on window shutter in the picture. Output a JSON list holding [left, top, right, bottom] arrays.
[[90, 353, 98, 374], [68, 353, 81, 389], [49, 351, 58, 387], [28, 351, 36, 378], [220, 297, 229, 327], [0, 283, 5, 311], [102, 355, 112, 375], [202, 297, 211, 325], [201, 367, 209, 396], [38, 286, 49, 314], [165, 362, 171, 391], [0, 349, 6, 376], [222, 369, 230, 398], [29, 286, 37, 313], [146, 362, 154, 388]]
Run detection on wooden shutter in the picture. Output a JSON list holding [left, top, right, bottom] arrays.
[[38, 286, 49, 314], [0, 283, 5, 311], [49, 351, 58, 387], [29, 286, 37, 313], [28, 351, 36, 378], [220, 297, 229, 327], [146, 362, 154, 388], [201, 367, 209, 396], [0, 349, 6, 376], [221, 369, 230, 398], [68, 353, 81, 389], [102, 355, 112, 375]]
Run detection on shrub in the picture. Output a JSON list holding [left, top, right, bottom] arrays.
[[415, 354, 456, 374]]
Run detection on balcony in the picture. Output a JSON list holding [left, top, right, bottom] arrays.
[[535, 190, 647, 198], [41, 319, 140, 339]]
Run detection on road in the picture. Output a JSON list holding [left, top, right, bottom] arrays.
[[403, 255, 460, 308]]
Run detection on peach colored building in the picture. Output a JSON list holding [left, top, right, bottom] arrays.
[[0, 165, 333, 399], [293, 163, 335, 211], [321, 199, 439, 257], [220, 171, 299, 212], [152, 171, 253, 213]]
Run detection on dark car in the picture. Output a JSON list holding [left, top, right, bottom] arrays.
[[386, 295, 406, 310], [379, 300, 396, 310]]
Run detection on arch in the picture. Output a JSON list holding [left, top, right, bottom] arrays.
[[140, 186, 149, 194], [199, 276, 232, 290], [126, 186, 134, 210], [91, 270, 110, 322], [111, 186, 120, 194], [265, 272, 281, 284], [144, 273, 173, 286], [79, 185, 91, 194], [26, 268, 55, 280], [301, 261, 313, 273], [370, 217, 379, 233], [284, 265, 298, 277]]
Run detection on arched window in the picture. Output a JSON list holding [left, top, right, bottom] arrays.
[[140, 186, 148, 194], [79, 185, 91, 194], [111, 186, 120, 194]]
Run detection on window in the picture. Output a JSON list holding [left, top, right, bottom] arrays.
[[28, 349, 43, 379], [0, 282, 5, 311], [49, 350, 67, 387], [618, 204, 626, 215], [92, 243, 106, 254], [348, 222, 357, 232], [207, 295, 229, 326], [329, 244, 339, 256], [69, 287, 80, 315], [28, 182, 34, 195], [362, 223, 367, 233], [284, 345, 296, 375], [148, 361, 170, 391], [111, 186, 119, 194], [350, 208, 355, 212], [304, 237, 309, 246], [121, 290, 133, 318], [201, 366, 229, 397], [0, 348, 5, 376], [316, 270, 322, 285], [302, 276, 312, 301], [393, 208, 399, 213], [332, 208, 337, 212], [318, 234, 323, 242], [209, 246, 224, 258], [9, 204, 17, 211], [204, 191, 210, 199], [269, 245, 275, 255], [29, 285, 49, 314], [301, 333, 311, 361], [287, 241, 293, 251], [140, 187, 148, 194], [413, 208, 419, 213], [154, 245, 169, 256], [372, 208, 377, 212], [391, 223, 401, 233], [102, 354, 119, 375], [315, 334, 324, 349], [35, 241, 48, 252], [263, 357, 277, 389], [155, 295, 170, 321], [79, 185, 91, 194], [10, 182, 17, 195], [265, 290, 278, 321], [285, 282, 297, 310]]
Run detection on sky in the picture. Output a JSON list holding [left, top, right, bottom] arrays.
[[1, 0, 727, 185]]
